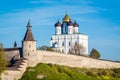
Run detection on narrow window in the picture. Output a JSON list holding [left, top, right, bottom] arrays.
[[69, 42, 71, 46], [62, 42, 64, 46]]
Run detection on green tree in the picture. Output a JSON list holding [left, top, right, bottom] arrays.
[[89, 48, 101, 59], [46, 47, 54, 51], [0, 43, 8, 75]]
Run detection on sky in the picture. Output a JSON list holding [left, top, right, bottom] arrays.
[[0, 0, 120, 61]]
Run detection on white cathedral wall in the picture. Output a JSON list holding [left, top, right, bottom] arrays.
[[74, 27, 78, 33], [56, 27, 61, 34], [78, 35, 88, 54], [68, 26, 73, 34], [50, 34, 88, 55]]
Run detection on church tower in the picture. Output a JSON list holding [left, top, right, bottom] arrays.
[[22, 19, 37, 67], [73, 21, 79, 33], [55, 20, 61, 34]]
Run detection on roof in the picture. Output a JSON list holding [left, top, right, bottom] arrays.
[[4, 48, 21, 51], [23, 20, 35, 41], [62, 13, 71, 22], [67, 20, 73, 26], [73, 21, 79, 27], [55, 20, 61, 27]]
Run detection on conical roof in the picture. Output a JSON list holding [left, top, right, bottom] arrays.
[[23, 20, 35, 41], [62, 13, 71, 22], [73, 21, 79, 27], [55, 20, 61, 27]]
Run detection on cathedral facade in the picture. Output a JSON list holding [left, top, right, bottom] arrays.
[[50, 13, 88, 55]]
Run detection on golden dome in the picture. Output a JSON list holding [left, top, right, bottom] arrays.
[[62, 13, 71, 22]]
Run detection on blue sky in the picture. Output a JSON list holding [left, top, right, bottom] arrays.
[[0, 0, 120, 61]]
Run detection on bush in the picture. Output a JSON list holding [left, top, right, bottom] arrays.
[[0, 43, 8, 75], [89, 48, 101, 59], [86, 71, 97, 77]]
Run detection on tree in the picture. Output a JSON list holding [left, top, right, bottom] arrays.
[[89, 48, 101, 59], [69, 43, 86, 56], [38, 46, 54, 51], [38, 46, 48, 51], [0, 43, 8, 75], [46, 47, 54, 51]]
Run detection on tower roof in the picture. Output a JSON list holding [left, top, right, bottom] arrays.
[[27, 19, 32, 27], [23, 20, 35, 41], [55, 20, 61, 27], [73, 21, 79, 27], [62, 12, 71, 22]]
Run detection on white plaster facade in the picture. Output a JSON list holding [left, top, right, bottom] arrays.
[[50, 13, 88, 55]]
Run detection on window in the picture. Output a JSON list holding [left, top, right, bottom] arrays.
[[62, 42, 64, 46], [75, 41, 77, 44], [69, 42, 71, 46]]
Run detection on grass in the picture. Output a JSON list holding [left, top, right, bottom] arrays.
[[19, 63, 120, 80]]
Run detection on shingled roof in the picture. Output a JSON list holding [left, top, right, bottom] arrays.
[[23, 20, 35, 41]]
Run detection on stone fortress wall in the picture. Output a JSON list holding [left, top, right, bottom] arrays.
[[1, 50, 120, 80], [38, 51, 120, 68], [1, 59, 28, 80]]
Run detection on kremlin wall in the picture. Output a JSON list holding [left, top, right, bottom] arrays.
[[1, 50, 120, 80]]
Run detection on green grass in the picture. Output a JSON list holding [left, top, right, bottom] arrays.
[[19, 63, 120, 80]]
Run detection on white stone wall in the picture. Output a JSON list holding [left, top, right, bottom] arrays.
[[68, 26, 73, 34], [1, 50, 120, 80], [74, 27, 78, 33], [50, 34, 88, 54], [5, 50, 20, 61], [56, 27, 61, 34], [22, 41, 37, 67], [38, 51, 120, 68], [1, 60, 28, 80]]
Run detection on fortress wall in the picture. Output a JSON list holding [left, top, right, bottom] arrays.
[[37, 50, 120, 68], [1, 50, 120, 80], [1, 59, 28, 80], [5, 50, 20, 61]]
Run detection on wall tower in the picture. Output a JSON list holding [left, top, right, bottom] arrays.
[[22, 19, 37, 67]]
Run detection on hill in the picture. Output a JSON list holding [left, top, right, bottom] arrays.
[[19, 63, 120, 80]]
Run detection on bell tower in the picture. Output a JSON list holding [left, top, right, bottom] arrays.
[[22, 19, 37, 67]]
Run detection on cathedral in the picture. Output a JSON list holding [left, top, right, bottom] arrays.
[[50, 13, 88, 55]]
